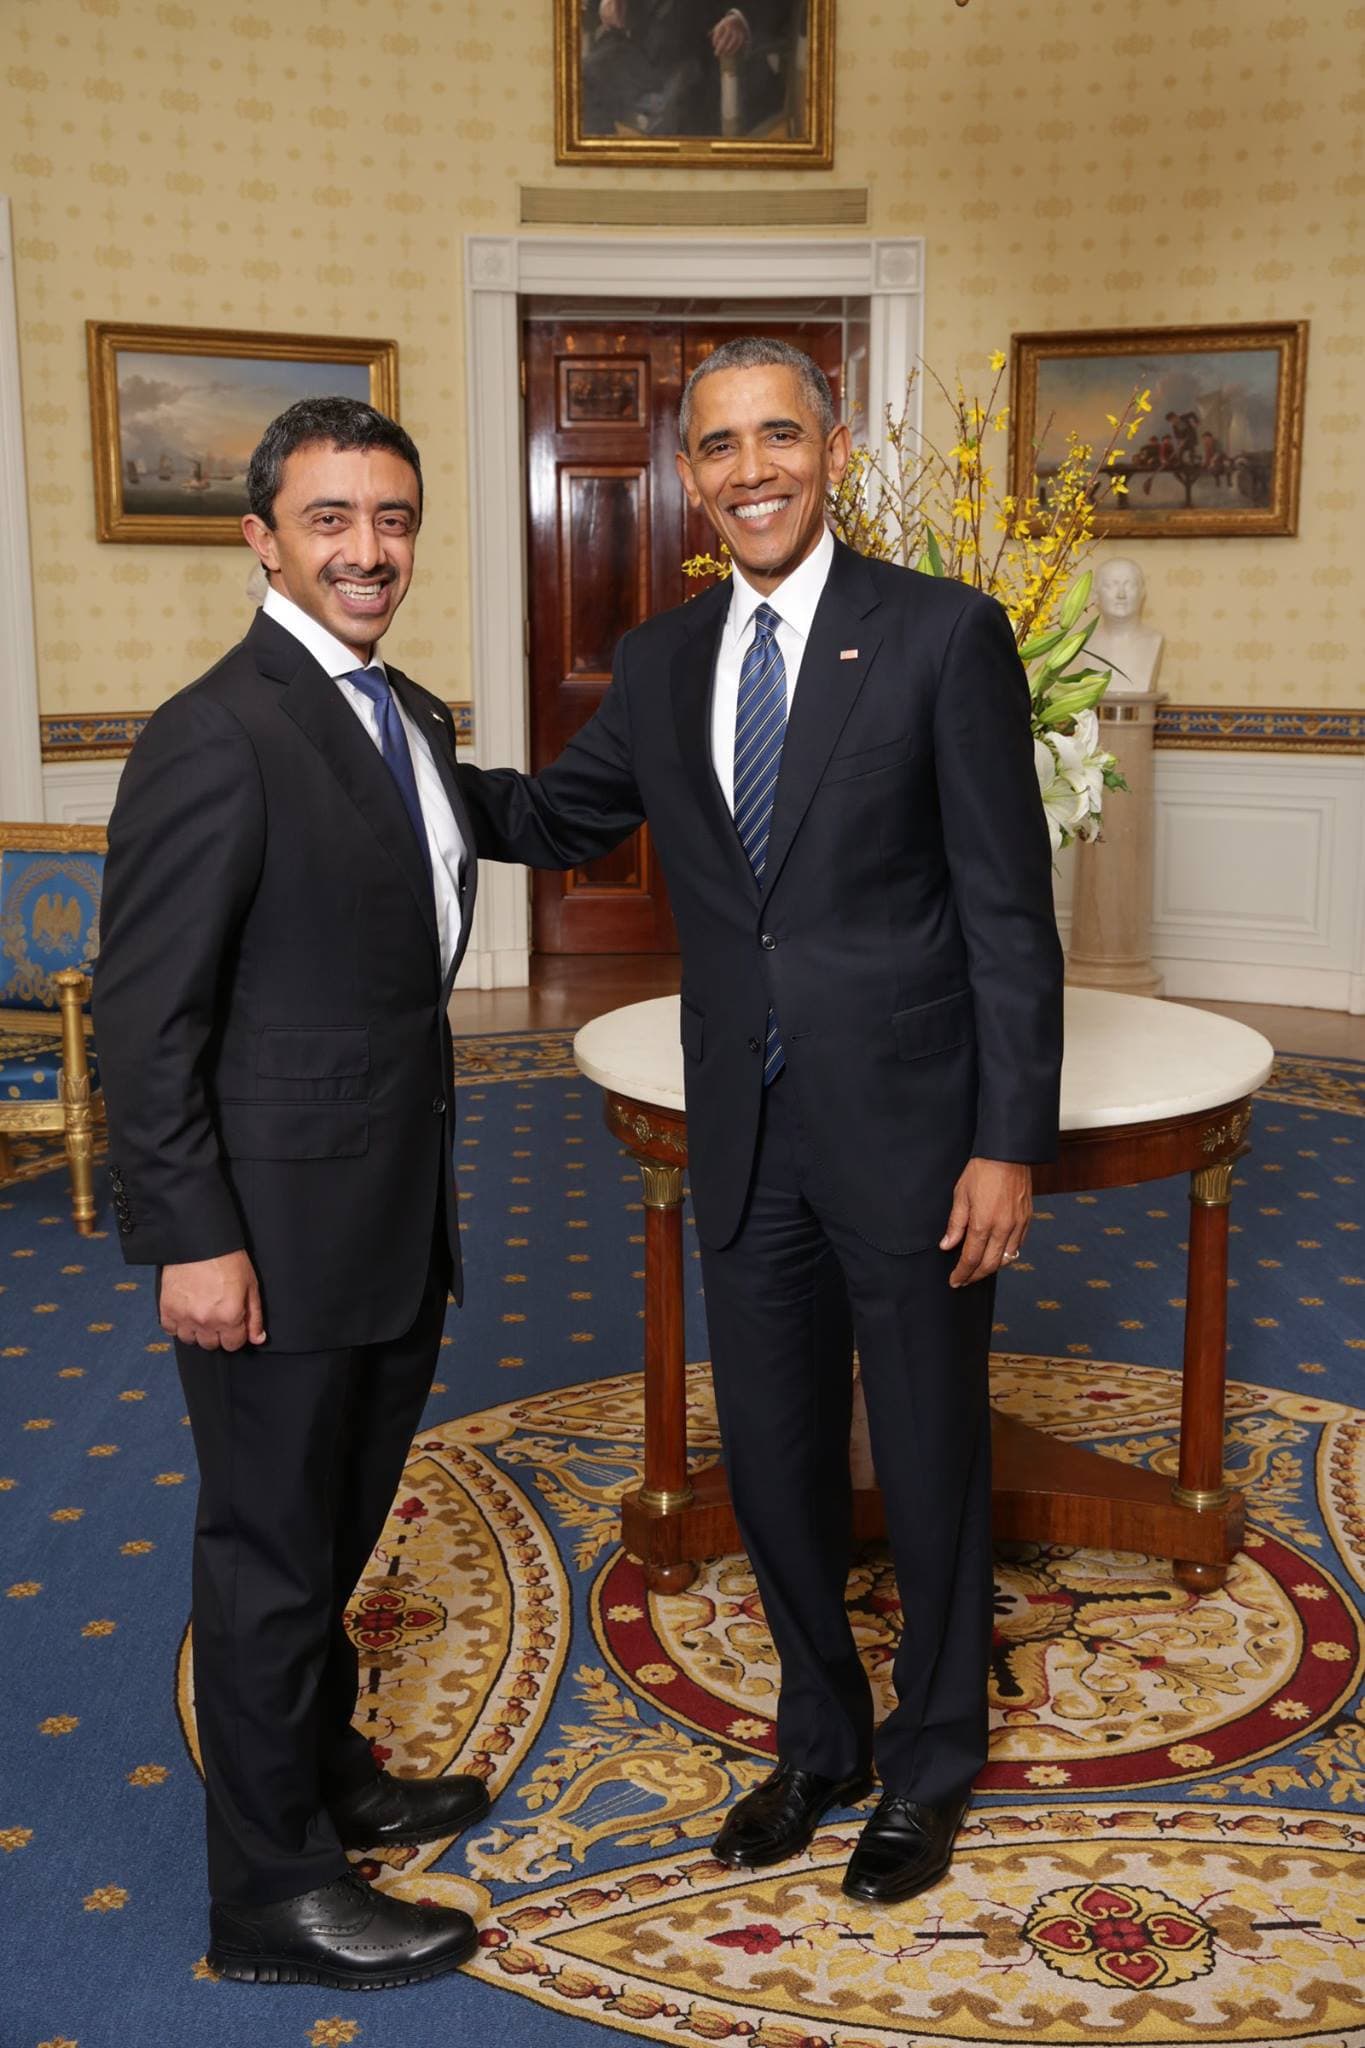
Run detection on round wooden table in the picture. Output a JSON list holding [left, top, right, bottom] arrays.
[[574, 989, 1274, 1596]]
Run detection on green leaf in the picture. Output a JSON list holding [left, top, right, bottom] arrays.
[[924, 527, 945, 576], [1040, 620, 1098, 676], [1019, 626, 1068, 662], [1058, 570, 1093, 630]]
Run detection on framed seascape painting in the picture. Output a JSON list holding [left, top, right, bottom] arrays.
[[1010, 324, 1308, 539], [556, 0, 833, 168], [87, 323, 399, 544]]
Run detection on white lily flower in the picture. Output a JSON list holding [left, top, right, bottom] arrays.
[[1033, 735, 1089, 852]]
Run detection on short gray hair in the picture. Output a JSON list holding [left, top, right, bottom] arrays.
[[678, 336, 835, 450]]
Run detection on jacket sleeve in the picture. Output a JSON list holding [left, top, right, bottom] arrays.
[[933, 593, 1065, 1163], [457, 640, 645, 869], [92, 689, 265, 1266]]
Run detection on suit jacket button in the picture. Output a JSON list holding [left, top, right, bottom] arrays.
[[760, 932, 776, 950], [432, 1096, 445, 1113], [748, 1036, 761, 1054]]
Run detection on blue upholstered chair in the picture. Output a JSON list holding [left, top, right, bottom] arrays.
[[0, 824, 107, 1233]]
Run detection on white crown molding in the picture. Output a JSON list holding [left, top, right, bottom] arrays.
[[462, 232, 926, 986], [0, 196, 44, 820]]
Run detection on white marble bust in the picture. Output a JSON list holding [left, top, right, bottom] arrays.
[[1089, 556, 1164, 697]]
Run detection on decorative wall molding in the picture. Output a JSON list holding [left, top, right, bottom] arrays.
[[40, 703, 475, 762], [0, 196, 44, 820], [1154, 705, 1365, 753], [36, 701, 1365, 766], [519, 187, 869, 228]]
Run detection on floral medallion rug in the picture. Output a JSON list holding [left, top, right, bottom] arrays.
[[1, 1038, 1363, 2048]]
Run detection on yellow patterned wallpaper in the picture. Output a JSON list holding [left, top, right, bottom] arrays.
[[2, 0, 1362, 715]]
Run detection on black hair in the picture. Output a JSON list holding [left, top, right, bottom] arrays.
[[679, 336, 835, 449], [245, 395, 423, 526]]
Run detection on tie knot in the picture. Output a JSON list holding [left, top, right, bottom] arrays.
[[344, 665, 389, 707], [752, 603, 780, 641]]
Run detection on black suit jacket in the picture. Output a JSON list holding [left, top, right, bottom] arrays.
[[459, 541, 1063, 1254], [93, 610, 478, 1350]]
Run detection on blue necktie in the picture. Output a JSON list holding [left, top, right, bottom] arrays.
[[344, 667, 432, 878], [733, 603, 787, 1085]]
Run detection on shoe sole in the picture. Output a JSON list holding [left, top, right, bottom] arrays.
[[335, 1789, 492, 1853], [208, 1926, 479, 1989], [713, 1776, 875, 1870], [841, 1853, 953, 1905]]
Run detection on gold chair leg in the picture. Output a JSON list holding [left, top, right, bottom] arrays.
[[55, 969, 97, 1236], [0, 1132, 13, 1182]]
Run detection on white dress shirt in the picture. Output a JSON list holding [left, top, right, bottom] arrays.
[[261, 585, 467, 981], [709, 524, 835, 813]]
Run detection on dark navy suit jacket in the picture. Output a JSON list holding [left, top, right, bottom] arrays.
[[459, 540, 1064, 1253]]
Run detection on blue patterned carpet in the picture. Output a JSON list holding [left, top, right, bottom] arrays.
[[1, 1035, 1362, 2048]]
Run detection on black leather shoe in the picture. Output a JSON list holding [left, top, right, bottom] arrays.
[[208, 1872, 478, 1988], [712, 1763, 873, 1870], [329, 1771, 491, 1850], [841, 1793, 968, 1904]]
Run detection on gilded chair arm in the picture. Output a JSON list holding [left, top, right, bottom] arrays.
[[54, 970, 93, 1100]]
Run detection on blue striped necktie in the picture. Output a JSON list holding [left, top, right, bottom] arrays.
[[733, 602, 786, 1085], [344, 667, 432, 879]]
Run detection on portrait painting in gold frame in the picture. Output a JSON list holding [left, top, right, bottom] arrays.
[[1010, 324, 1308, 540], [87, 322, 400, 545], [556, 0, 833, 169]]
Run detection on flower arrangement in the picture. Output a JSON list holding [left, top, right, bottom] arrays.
[[686, 355, 1151, 853]]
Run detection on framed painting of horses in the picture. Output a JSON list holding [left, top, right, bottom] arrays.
[[1010, 324, 1308, 539]]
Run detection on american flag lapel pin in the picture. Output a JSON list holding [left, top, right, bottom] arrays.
[[840, 648, 859, 661]]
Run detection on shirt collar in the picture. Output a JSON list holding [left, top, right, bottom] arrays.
[[726, 524, 834, 644], [262, 583, 387, 681]]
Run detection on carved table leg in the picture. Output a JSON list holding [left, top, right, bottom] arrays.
[[638, 1159, 696, 1593], [1173, 1155, 1237, 1593]]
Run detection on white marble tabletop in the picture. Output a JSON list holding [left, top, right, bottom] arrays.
[[573, 988, 1275, 1133]]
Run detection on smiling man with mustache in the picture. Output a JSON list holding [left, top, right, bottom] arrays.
[[458, 337, 1063, 1907], [94, 396, 489, 1988]]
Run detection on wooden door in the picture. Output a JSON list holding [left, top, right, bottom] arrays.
[[524, 316, 847, 955]]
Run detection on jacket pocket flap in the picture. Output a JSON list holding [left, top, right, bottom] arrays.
[[823, 735, 915, 784], [257, 1027, 370, 1079], [217, 1102, 369, 1159], [892, 990, 973, 1061], [679, 998, 704, 1062]]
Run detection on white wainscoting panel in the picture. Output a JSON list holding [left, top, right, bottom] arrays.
[[43, 748, 1365, 1012], [1056, 750, 1365, 1013]]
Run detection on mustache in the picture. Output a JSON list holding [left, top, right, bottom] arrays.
[[322, 564, 398, 587]]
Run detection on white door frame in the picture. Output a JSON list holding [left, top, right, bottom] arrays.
[[460, 233, 925, 989], [0, 197, 44, 819]]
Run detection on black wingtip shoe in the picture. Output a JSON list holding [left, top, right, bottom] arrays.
[[712, 1763, 874, 1870], [841, 1793, 968, 1904], [330, 1771, 492, 1850], [207, 1872, 478, 1989]]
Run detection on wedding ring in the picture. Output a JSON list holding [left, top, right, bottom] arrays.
[[1003, 1249, 1020, 1263]]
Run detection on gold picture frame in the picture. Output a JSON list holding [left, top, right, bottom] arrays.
[[87, 321, 400, 545], [556, 0, 833, 169], [1010, 323, 1308, 540]]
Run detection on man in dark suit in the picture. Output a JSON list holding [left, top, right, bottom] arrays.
[[94, 397, 489, 1988], [457, 339, 1063, 1904], [582, 0, 796, 136]]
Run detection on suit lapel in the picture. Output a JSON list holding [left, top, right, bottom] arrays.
[[387, 666, 480, 991], [669, 580, 757, 892], [759, 542, 883, 910], [251, 612, 440, 963]]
